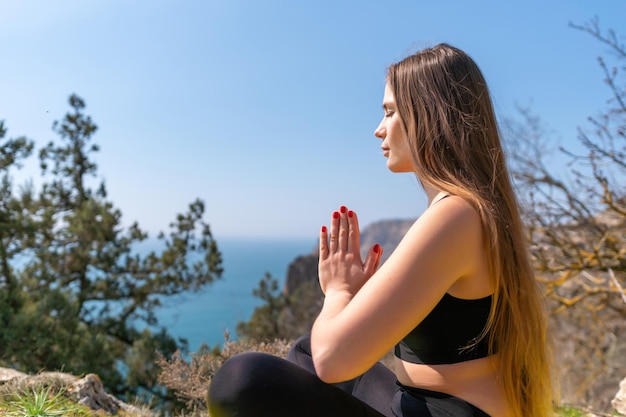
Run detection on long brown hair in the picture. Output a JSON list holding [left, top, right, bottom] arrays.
[[387, 44, 555, 417]]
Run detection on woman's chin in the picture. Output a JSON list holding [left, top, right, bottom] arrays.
[[386, 162, 413, 174]]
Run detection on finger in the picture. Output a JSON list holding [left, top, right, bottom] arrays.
[[363, 244, 382, 276], [373, 245, 383, 271], [319, 225, 329, 260], [346, 209, 360, 254], [329, 211, 340, 253], [338, 205, 349, 252]]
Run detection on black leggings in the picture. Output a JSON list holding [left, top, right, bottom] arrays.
[[207, 334, 490, 417]]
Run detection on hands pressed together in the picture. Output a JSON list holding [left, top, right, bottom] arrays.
[[318, 205, 383, 296]]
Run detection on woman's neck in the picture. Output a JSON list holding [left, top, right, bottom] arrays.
[[425, 187, 449, 207]]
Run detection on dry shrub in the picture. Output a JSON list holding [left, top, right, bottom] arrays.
[[156, 332, 293, 412]]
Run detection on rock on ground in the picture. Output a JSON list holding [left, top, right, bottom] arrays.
[[612, 376, 626, 415], [0, 367, 141, 415]]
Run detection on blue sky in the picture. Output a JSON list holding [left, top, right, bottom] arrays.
[[1, 0, 624, 239]]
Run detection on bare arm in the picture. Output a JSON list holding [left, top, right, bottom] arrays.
[[311, 197, 484, 383]]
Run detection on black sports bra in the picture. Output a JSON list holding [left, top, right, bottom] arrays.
[[394, 292, 492, 365]]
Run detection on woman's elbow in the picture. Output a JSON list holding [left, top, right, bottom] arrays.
[[312, 346, 352, 383], [314, 360, 345, 384]]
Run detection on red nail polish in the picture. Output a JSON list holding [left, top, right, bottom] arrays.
[[321, 225, 327, 233], [340, 206, 347, 213], [373, 244, 380, 253], [332, 211, 339, 219], [348, 210, 354, 218]]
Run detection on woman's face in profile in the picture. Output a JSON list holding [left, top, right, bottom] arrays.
[[374, 84, 414, 173]]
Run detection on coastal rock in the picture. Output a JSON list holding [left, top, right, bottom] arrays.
[[0, 367, 141, 415], [359, 218, 415, 263], [612, 377, 626, 415], [283, 253, 318, 295]]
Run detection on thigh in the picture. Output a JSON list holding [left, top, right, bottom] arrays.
[[208, 352, 390, 417]]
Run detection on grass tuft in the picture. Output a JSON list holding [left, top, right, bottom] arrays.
[[1, 385, 92, 417]]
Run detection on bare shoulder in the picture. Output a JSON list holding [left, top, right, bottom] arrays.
[[385, 194, 484, 288], [432, 194, 481, 223], [405, 195, 482, 245], [418, 194, 490, 296]]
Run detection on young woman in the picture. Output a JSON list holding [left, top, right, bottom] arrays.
[[207, 43, 554, 417]]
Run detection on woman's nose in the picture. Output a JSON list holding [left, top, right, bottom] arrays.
[[374, 121, 385, 139]]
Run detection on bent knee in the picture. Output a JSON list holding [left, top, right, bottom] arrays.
[[207, 352, 278, 416]]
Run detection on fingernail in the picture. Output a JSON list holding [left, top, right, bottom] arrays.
[[373, 244, 380, 253], [340, 206, 347, 213], [348, 210, 354, 218], [332, 211, 339, 219], [321, 225, 327, 233]]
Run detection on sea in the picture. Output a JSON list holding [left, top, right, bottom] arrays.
[[150, 236, 317, 353]]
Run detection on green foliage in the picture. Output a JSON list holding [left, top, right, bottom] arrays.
[[236, 273, 289, 340], [0, 94, 223, 405], [236, 270, 323, 341]]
